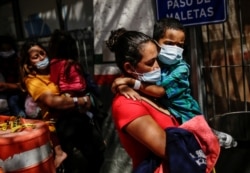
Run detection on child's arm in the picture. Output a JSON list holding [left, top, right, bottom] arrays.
[[161, 63, 190, 98], [112, 77, 165, 99], [138, 82, 165, 98], [112, 77, 141, 100], [116, 85, 141, 100]]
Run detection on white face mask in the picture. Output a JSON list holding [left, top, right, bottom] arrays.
[[35, 57, 49, 70], [0, 49, 15, 58], [133, 68, 161, 83], [158, 45, 183, 65]]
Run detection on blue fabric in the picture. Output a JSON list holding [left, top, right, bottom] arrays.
[[157, 60, 202, 123], [133, 154, 161, 173], [166, 127, 206, 173], [133, 127, 206, 173]]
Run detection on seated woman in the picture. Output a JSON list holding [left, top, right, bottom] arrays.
[[106, 28, 220, 173], [19, 40, 104, 173]]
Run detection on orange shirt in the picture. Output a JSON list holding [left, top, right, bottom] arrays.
[[24, 74, 59, 118]]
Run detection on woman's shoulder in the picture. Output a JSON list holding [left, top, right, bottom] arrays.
[[25, 74, 52, 87], [112, 94, 142, 107], [112, 94, 148, 129], [112, 95, 151, 118]]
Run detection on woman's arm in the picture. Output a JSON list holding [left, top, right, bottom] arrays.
[[37, 91, 91, 110], [0, 82, 21, 91], [125, 115, 166, 158]]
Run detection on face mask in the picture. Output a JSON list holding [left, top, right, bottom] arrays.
[[0, 50, 15, 58], [158, 45, 183, 65], [35, 57, 49, 70], [134, 68, 161, 83]]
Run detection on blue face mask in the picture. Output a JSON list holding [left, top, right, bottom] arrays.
[[134, 68, 161, 83], [35, 57, 49, 70], [158, 45, 183, 65]]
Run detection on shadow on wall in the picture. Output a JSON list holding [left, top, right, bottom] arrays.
[[98, 85, 133, 173]]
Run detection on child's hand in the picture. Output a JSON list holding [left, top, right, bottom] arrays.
[[118, 85, 141, 101], [111, 77, 131, 93]]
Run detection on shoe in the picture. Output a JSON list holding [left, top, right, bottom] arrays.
[[212, 129, 238, 149]]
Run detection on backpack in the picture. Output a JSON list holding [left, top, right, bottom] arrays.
[[166, 127, 206, 173]]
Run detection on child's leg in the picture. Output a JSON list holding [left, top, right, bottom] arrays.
[[48, 123, 67, 168], [54, 145, 67, 168]]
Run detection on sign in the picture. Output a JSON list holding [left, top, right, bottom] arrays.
[[156, 0, 227, 26]]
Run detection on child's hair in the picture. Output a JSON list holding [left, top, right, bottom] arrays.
[[153, 17, 185, 41], [106, 28, 160, 74], [48, 29, 84, 81], [48, 29, 78, 61]]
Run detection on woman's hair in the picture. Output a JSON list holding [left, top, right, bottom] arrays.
[[106, 28, 158, 75], [153, 17, 185, 42], [19, 39, 48, 82], [0, 34, 17, 53]]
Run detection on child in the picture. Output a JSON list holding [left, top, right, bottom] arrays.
[[49, 29, 90, 112], [48, 29, 105, 173], [112, 18, 237, 149], [19, 40, 67, 169]]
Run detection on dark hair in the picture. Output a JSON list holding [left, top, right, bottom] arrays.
[[153, 18, 185, 42], [48, 29, 85, 81], [0, 35, 17, 52], [19, 39, 48, 89], [106, 28, 159, 74], [48, 29, 78, 61]]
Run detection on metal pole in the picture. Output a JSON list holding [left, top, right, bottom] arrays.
[[189, 27, 204, 117]]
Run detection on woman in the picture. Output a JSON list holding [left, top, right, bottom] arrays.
[[106, 28, 180, 172], [19, 40, 103, 173], [106, 28, 220, 173]]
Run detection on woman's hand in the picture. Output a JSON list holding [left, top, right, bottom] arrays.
[[79, 95, 92, 112]]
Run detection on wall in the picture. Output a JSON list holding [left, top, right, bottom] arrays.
[[93, 0, 157, 172]]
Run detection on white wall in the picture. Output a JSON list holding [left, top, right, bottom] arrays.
[[94, 0, 156, 56]]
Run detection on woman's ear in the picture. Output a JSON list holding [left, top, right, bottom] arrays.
[[123, 62, 134, 75]]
